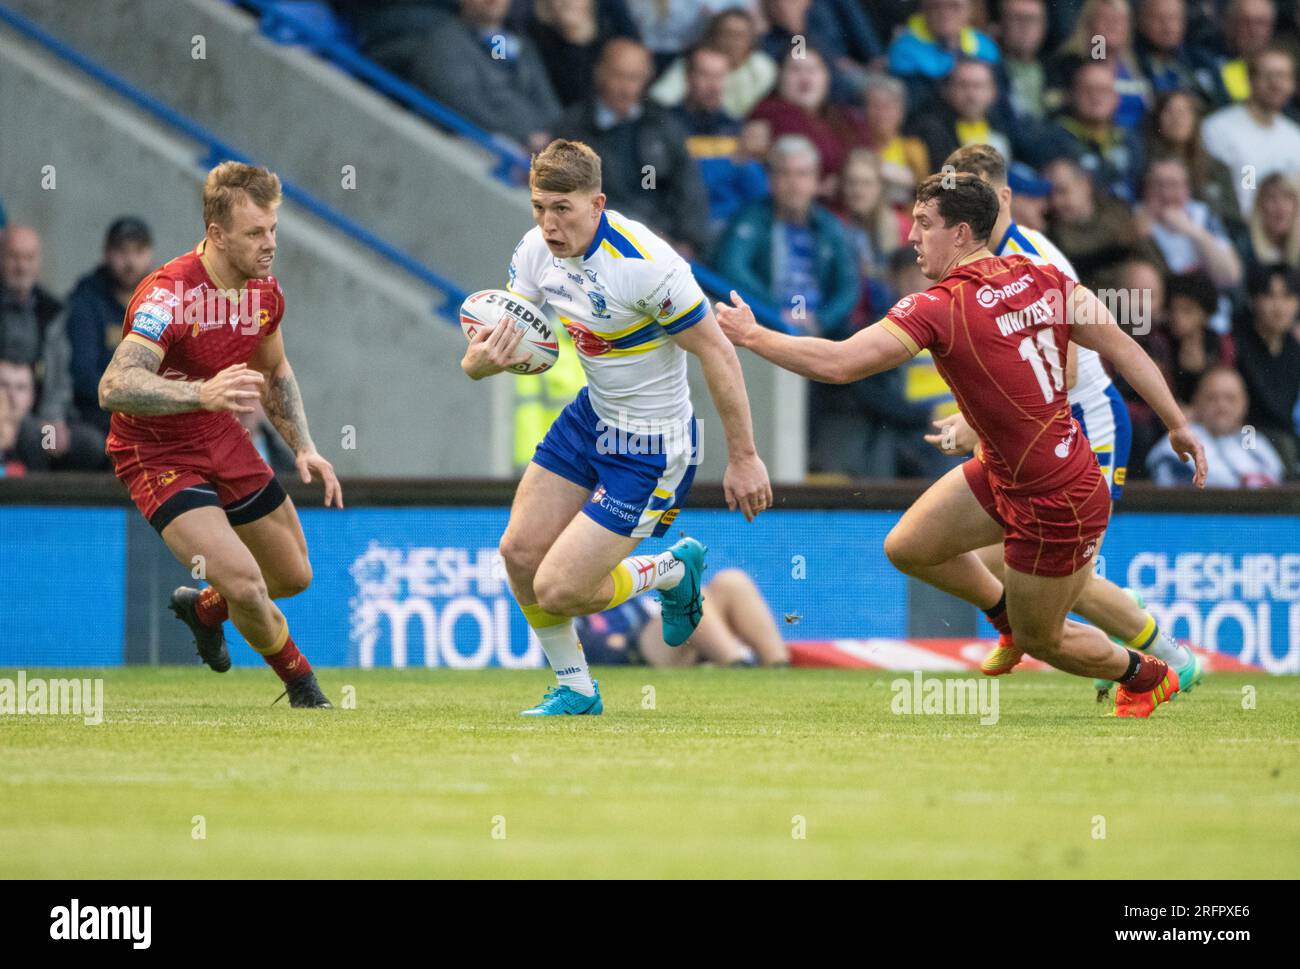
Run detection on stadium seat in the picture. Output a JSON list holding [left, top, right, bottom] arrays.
[[257, 1, 356, 51]]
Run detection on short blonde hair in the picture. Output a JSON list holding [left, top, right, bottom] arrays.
[[203, 161, 282, 229], [529, 140, 602, 194]]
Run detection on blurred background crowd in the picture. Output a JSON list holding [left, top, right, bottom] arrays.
[[4, 0, 1299, 488]]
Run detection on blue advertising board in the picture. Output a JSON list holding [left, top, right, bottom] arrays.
[[1, 505, 1297, 671]]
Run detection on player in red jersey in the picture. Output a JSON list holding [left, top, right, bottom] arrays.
[[716, 173, 1207, 717], [98, 162, 342, 707]]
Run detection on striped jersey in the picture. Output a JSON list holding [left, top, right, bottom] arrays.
[[506, 210, 707, 429]]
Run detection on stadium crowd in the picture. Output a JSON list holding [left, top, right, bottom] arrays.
[[5, 0, 1300, 488], [323, 0, 1300, 486]]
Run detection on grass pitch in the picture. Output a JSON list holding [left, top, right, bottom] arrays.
[[2, 667, 1297, 879]]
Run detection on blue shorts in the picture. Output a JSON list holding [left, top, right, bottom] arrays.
[[1072, 382, 1132, 501], [532, 387, 698, 539]]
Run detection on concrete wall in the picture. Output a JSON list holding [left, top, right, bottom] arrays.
[[2, 0, 808, 481], [0, 23, 513, 477], [5, 0, 526, 290]]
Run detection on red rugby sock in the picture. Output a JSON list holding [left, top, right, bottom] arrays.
[[1119, 650, 1168, 693], [264, 636, 313, 684], [982, 591, 1012, 637], [194, 587, 229, 627]]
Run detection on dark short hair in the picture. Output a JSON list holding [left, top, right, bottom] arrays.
[[1165, 271, 1218, 316], [1248, 44, 1295, 81], [105, 216, 151, 249], [914, 172, 1000, 242], [1247, 263, 1300, 300], [684, 43, 729, 73]]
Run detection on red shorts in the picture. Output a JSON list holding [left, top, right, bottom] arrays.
[[962, 457, 1111, 578], [107, 415, 275, 525]]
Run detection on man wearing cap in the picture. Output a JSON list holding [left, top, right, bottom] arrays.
[[64, 218, 155, 436]]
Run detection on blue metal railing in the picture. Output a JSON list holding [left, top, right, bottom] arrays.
[[0, 2, 469, 318], [237, 0, 530, 184]]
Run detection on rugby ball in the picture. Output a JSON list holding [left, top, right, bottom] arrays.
[[459, 289, 559, 375]]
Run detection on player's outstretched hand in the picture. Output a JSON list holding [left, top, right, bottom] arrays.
[[714, 290, 759, 348], [924, 411, 977, 456], [461, 322, 530, 380], [1168, 424, 1208, 488], [297, 450, 344, 508], [725, 451, 772, 522], [199, 363, 264, 414]]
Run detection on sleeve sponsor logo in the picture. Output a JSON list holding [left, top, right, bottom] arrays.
[[636, 267, 679, 310], [130, 305, 172, 340]]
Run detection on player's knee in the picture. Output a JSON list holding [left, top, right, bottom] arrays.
[[218, 570, 269, 612], [499, 531, 544, 579], [709, 568, 751, 595], [884, 529, 924, 573], [533, 574, 583, 617], [1017, 629, 1063, 659], [269, 559, 312, 599]]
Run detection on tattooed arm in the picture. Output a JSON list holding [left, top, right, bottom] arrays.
[[98, 338, 263, 415], [248, 329, 343, 507]]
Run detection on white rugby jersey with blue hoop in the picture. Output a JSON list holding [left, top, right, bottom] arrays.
[[505, 210, 707, 429]]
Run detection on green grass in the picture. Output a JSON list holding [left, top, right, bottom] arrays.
[[1, 667, 1298, 878]]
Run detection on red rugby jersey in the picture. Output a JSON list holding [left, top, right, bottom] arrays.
[[883, 253, 1098, 496], [109, 241, 285, 443]]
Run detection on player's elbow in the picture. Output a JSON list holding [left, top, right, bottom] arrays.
[[97, 372, 117, 411]]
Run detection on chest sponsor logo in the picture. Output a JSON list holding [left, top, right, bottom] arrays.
[[975, 273, 1033, 309], [1055, 422, 1078, 459], [543, 284, 572, 301], [563, 320, 612, 357]]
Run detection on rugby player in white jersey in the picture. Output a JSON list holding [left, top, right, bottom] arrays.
[[461, 140, 771, 716], [928, 145, 1202, 698]]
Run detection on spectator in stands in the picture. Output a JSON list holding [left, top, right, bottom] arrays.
[[1145, 90, 1243, 237], [359, 0, 560, 152], [0, 226, 104, 470], [1133, 156, 1243, 301], [527, 0, 637, 106], [831, 73, 929, 209], [555, 38, 711, 255], [0, 358, 51, 473], [1201, 0, 1278, 105], [995, 0, 1051, 121], [1044, 157, 1140, 281], [64, 217, 154, 437], [0, 361, 42, 475], [1135, 0, 1203, 97], [1008, 162, 1052, 231], [835, 148, 907, 306], [714, 135, 858, 336], [1047, 0, 1151, 129], [887, 0, 1000, 111], [671, 45, 770, 239], [1109, 256, 1170, 469], [1234, 264, 1300, 475], [623, 0, 720, 73], [1150, 270, 1235, 404], [576, 567, 790, 667], [650, 8, 778, 118], [756, 0, 860, 104], [1147, 367, 1284, 486], [1051, 58, 1147, 202], [748, 48, 848, 195], [905, 58, 1011, 174], [1249, 172, 1300, 270], [1202, 47, 1300, 217]]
